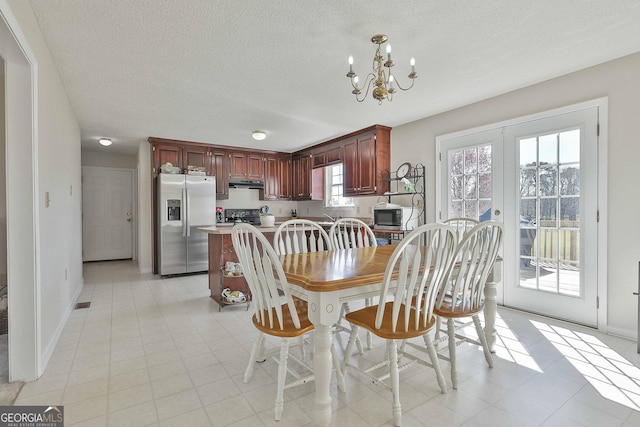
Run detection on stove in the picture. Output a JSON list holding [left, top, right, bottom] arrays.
[[224, 208, 261, 225]]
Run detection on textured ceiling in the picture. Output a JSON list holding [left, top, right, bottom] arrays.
[[29, 0, 640, 155]]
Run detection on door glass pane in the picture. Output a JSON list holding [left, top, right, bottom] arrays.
[[520, 137, 537, 167], [520, 168, 537, 197], [464, 201, 477, 219], [478, 146, 492, 173], [448, 144, 492, 221], [464, 175, 477, 199], [451, 176, 462, 199], [559, 130, 580, 163], [560, 165, 580, 196], [464, 148, 477, 174], [539, 166, 557, 196], [539, 134, 557, 164], [518, 128, 581, 298], [478, 173, 492, 198]]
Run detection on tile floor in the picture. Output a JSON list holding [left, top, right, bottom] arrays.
[[12, 260, 640, 426]]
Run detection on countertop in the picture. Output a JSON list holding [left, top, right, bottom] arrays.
[[198, 224, 280, 235]]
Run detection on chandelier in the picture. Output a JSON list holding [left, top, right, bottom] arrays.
[[346, 34, 418, 104]]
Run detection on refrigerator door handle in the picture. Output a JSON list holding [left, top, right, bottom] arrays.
[[182, 187, 188, 237], [185, 187, 191, 237]]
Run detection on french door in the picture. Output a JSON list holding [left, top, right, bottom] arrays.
[[438, 104, 601, 327]]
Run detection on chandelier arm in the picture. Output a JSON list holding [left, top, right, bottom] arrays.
[[350, 72, 377, 90], [390, 76, 416, 92], [356, 75, 376, 102]]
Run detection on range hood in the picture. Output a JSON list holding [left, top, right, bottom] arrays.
[[228, 179, 264, 189]]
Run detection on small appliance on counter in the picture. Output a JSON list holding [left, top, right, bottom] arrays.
[[224, 208, 261, 225], [216, 207, 224, 223], [373, 206, 419, 231]]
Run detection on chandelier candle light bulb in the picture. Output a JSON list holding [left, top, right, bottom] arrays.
[[346, 33, 417, 104]]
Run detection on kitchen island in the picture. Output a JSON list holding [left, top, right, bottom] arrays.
[[199, 224, 279, 308]]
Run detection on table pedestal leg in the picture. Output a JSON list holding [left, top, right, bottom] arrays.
[[307, 291, 340, 426], [312, 324, 332, 426], [484, 269, 499, 353]]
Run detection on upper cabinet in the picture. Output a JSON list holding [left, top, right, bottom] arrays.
[[149, 138, 229, 200], [152, 143, 182, 174], [292, 152, 312, 200], [150, 123, 390, 204], [312, 141, 342, 169], [182, 145, 210, 173], [342, 125, 390, 196], [261, 153, 292, 201], [229, 150, 264, 181], [210, 148, 229, 200]]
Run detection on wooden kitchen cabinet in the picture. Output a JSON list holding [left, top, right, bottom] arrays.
[[292, 152, 312, 200], [277, 154, 292, 199], [312, 141, 342, 168], [261, 154, 278, 200], [182, 145, 210, 173], [229, 150, 265, 181], [151, 140, 209, 174], [342, 125, 391, 196], [210, 148, 229, 200], [260, 153, 292, 201], [292, 152, 323, 201], [152, 143, 182, 174]]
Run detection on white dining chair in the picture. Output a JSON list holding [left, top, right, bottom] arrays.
[[328, 217, 377, 250], [231, 223, 345, 421], [341, 223, 457, 427], [328, 218, 377, 351], [433, 220, 504, 389], [443, 217, 479, 242], [273, 219, 332, 255]]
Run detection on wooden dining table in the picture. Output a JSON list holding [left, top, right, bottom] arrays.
[[279, 243, 502, 427]]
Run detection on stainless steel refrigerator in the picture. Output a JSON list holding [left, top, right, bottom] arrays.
[[157, 174, 216, 276]]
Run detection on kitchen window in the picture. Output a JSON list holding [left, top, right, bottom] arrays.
[[325, 164, 354, 207]]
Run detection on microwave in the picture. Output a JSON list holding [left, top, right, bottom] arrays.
[[373, 207, 419, 231]]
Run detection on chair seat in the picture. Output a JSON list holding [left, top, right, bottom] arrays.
[[345, 302, 436, 340], [252, 302, 314, 338], [434, 294, 484, 318]]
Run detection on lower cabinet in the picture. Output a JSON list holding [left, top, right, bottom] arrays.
[[207, 232, 275, 307]]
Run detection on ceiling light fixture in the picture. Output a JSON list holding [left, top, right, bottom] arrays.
[[252, 130, 267, 141], [99, 138, 112, 146], [346, 34, 418, 104]]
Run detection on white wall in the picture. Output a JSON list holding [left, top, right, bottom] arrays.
[[82, 149, 136, 169], [0, 61, 6, 278], [5, 0, 83, 378], [391, 51, 640, 336], [137, 142, 152, 273]]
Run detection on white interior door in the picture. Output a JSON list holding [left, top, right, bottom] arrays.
[[82, 167, 133, 261]]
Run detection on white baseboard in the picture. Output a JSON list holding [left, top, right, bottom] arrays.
[[38, 277, 84, 377], [605, 325, 636, 341]]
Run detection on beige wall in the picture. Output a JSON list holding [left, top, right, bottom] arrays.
[[392, 51, 640, 336]]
